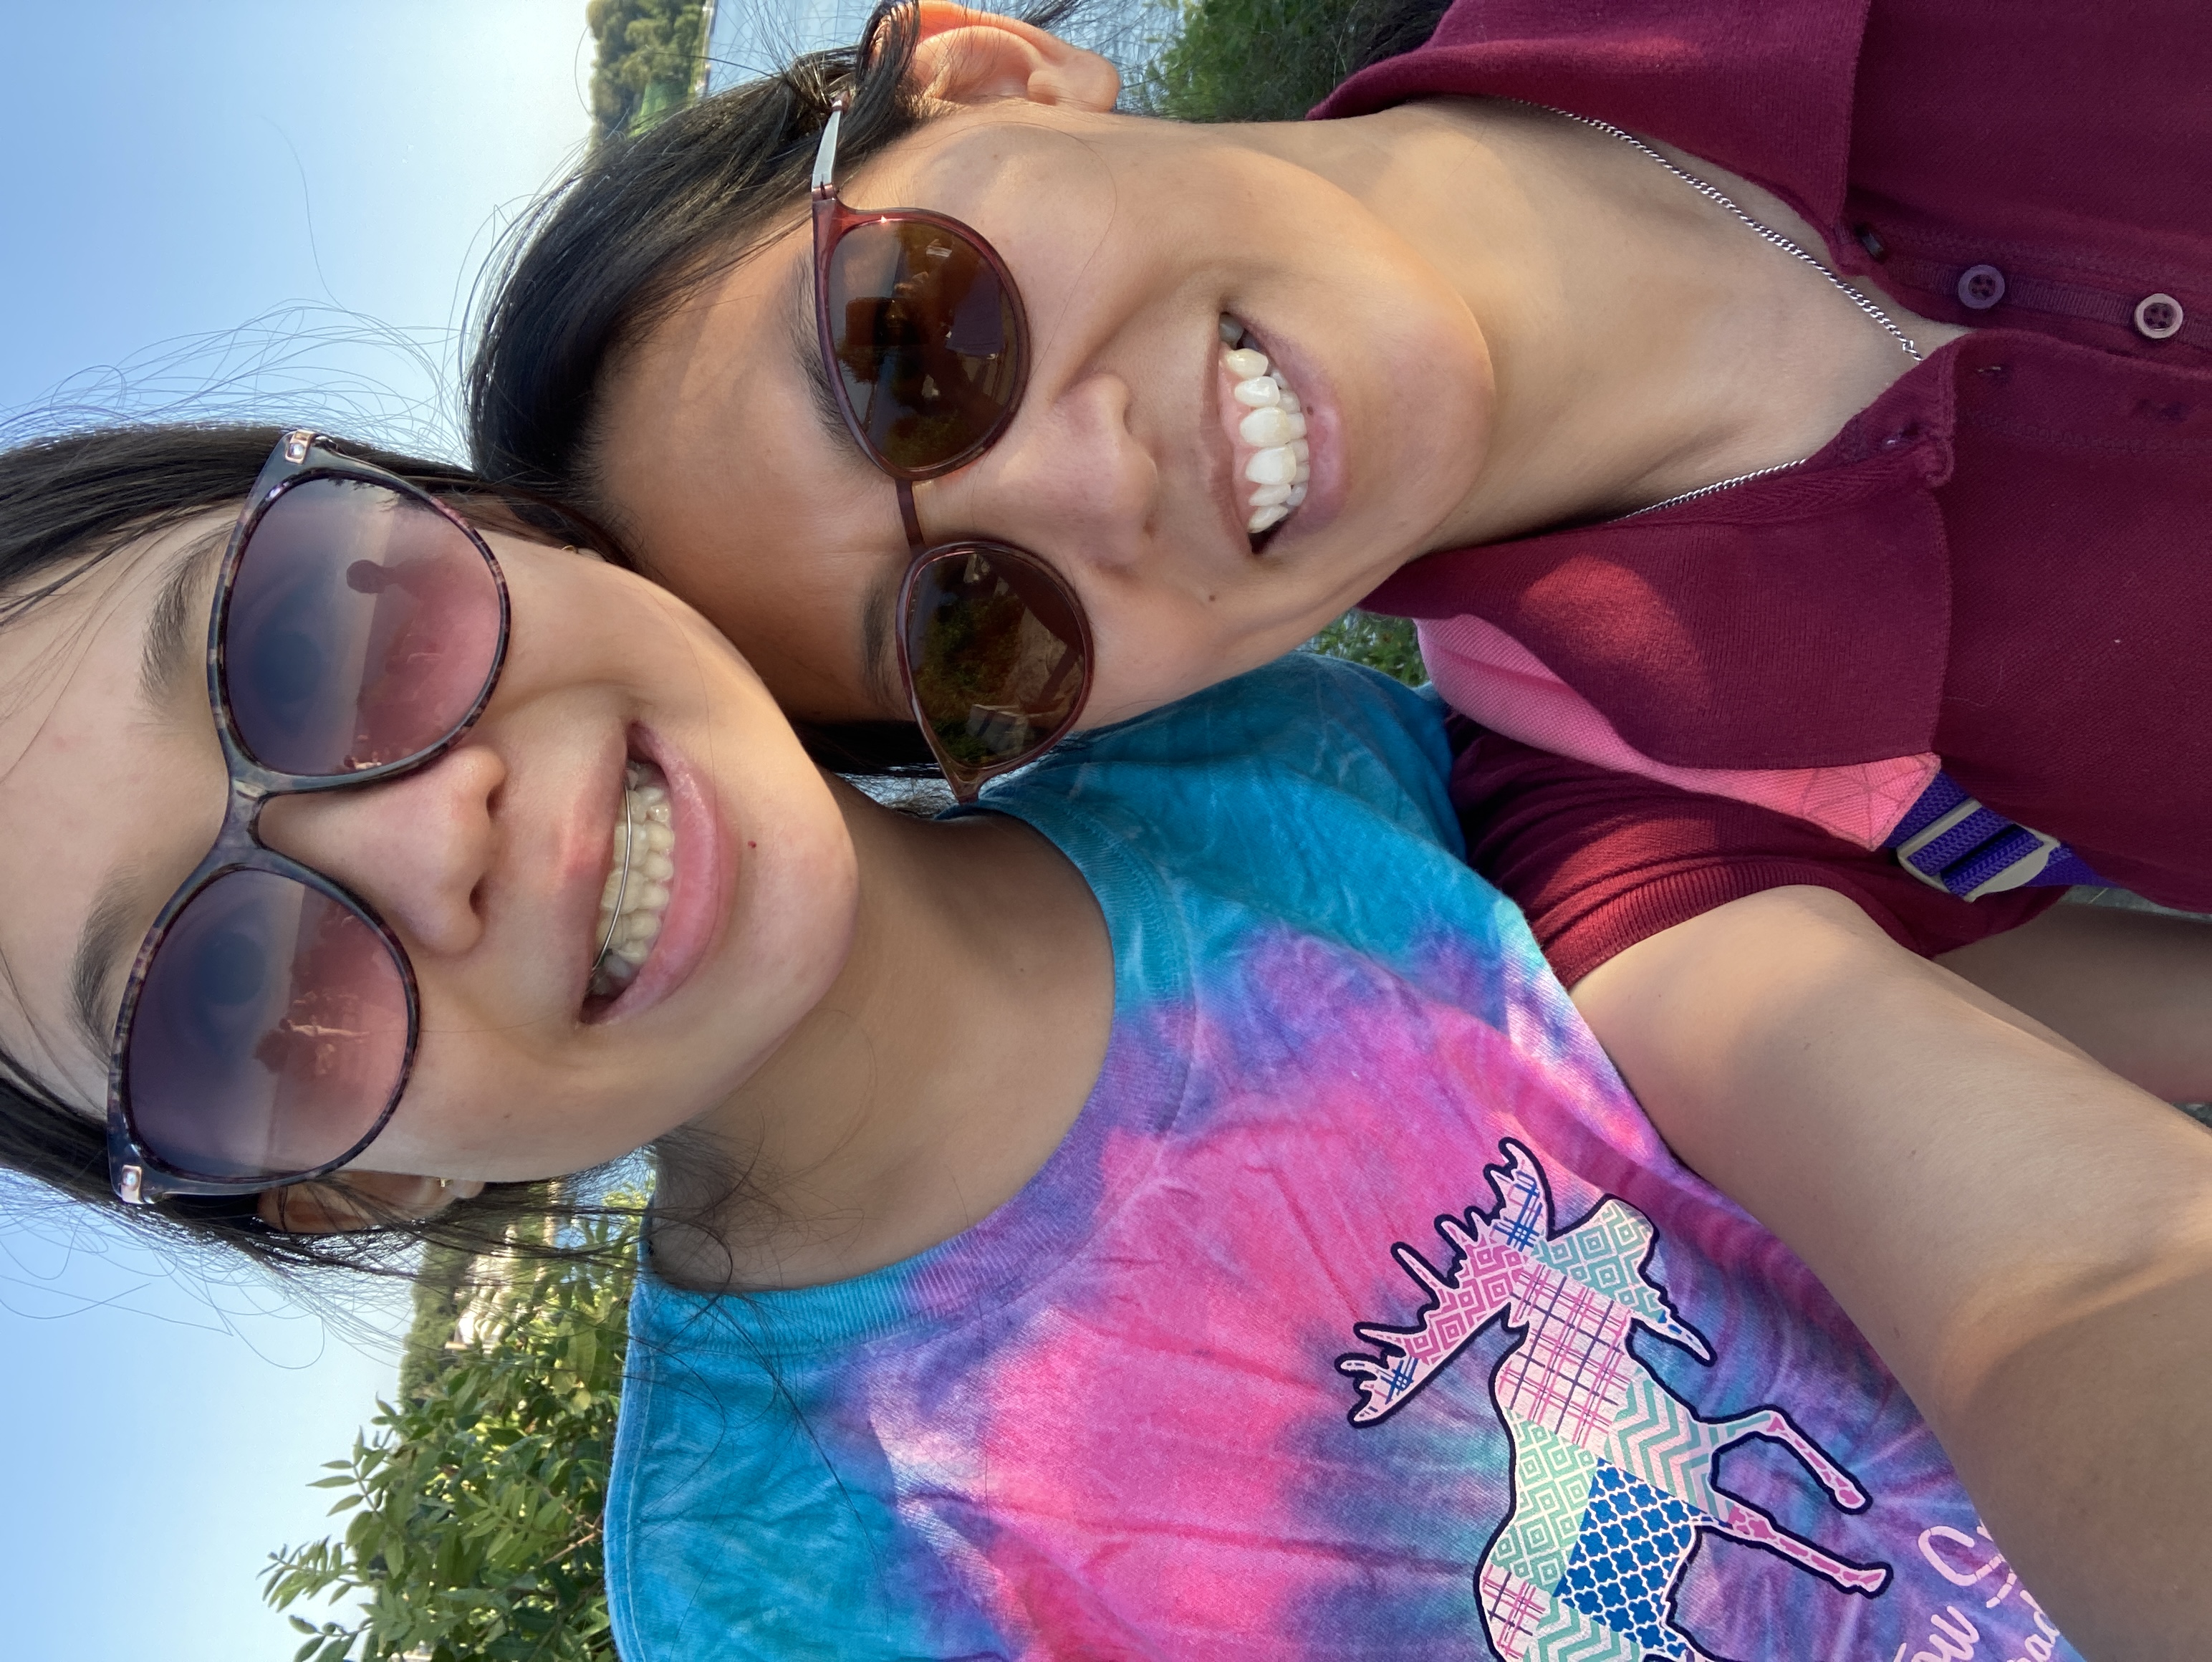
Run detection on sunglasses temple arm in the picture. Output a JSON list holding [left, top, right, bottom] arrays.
[[812, 100, 845, 196]]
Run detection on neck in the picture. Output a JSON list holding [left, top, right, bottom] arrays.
[[660, 781, 1112, 1291], [1277, 100, 1956, 547]]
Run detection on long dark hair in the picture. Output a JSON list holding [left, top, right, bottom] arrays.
[[0, 421, 633, 1277]]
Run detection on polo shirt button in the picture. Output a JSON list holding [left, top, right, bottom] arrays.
[[2134, 292, 2185, 340], [1956, 264, 2006, 309]]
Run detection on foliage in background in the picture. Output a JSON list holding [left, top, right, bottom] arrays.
[[588, 0, 708, 145], [1134, 0, 1448, 123], [1307, 609, 1427, 686], [263, 1214, 640, 1662]]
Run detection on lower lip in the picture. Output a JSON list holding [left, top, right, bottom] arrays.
[[597, 724, 732, 1020], [1240, 323, 1344, 540]]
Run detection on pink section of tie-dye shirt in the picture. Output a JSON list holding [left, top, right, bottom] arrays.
[[1416, 615, 1939, 849], [852, 931, 1835, 1653]]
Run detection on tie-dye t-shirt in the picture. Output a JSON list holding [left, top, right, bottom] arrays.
[[606, 655, 2078, 1662]]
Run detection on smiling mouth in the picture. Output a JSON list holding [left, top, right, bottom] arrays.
[[1219, 314, 1312, 546], [588, 759, 676, 999]]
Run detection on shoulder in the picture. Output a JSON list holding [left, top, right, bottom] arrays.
[[986, 653, 1461, 862]]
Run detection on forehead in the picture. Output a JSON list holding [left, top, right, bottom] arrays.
[[592, 214, 913, 720], [0, 513, 232, 1107]]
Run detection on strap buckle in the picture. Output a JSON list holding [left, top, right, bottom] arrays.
[[1895, 798, 2062, 900]]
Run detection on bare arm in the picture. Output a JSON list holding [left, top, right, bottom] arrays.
[[1573, 885, 2212, 1660], [1939, 901, 2212, 1103]]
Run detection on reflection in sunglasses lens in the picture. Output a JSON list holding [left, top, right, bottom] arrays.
[[223, 478, 504, 776], [125, 869, 410, 1181], [906, 548, 1085, 769], [827, 219, 1021, 472]]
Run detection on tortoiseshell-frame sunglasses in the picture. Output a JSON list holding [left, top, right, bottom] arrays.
[[811, 95, 1094, 800], [107, 431, 510, 1206]]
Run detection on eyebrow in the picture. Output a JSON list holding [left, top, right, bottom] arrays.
[[137, 522, 228, 714], [785, 249, 908, 716], [787, 248, 855, 452], [70, 524, 231, 1060]]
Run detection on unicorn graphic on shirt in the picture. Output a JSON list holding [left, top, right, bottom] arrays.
[[1339, 1140, 1889, 1661]]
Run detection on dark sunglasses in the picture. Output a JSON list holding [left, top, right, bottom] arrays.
[[811, 96, 1093, 801], [107, 432, 510, 1206]]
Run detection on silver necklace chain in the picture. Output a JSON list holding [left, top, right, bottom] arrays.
[[1539, 105, 1923, 517]]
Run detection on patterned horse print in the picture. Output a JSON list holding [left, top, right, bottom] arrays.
[[1339, 1141, 1890, 1661]]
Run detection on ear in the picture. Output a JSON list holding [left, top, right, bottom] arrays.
[[257, 1171, 488, 1234], [903, 1, 1120, 112]]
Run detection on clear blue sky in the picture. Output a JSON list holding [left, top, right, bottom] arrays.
[[0, 4, 591, 1657]]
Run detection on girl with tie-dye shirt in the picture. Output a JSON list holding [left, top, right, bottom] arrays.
[[604, 654, 2090, 1661]]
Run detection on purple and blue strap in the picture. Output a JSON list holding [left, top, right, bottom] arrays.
[[1882, 772, 2105, 900]]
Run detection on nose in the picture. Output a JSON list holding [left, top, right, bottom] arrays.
[[924, 368, 1157, 575], [255, 744, 506, 959]]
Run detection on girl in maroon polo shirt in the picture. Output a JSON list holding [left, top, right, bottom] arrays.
[[464, 2, 2212, 1648]]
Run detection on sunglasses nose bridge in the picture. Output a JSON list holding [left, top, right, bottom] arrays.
[[254, 746, 505, 962]]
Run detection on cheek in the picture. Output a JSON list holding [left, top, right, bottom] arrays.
[[1076, 575, 1360, 729]]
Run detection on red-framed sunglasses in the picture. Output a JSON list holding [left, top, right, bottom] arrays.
[[811, 95, 1093, 800], [107, 431, 510, 1206]]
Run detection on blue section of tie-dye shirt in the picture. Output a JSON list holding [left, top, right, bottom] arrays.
[[606, 654, 2081, 1661]]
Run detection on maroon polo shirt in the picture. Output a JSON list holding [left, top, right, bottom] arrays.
[[1316, 0, 2212, 984]]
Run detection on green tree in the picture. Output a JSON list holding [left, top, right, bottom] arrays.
[[262, 1211, 639, 1662], [587, 0, 708, 145], [1134, 0, 1448, 125]]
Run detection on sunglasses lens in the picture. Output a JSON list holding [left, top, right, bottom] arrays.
[[905, 546, 1087, 777], [827, 217, 1022, 473], [123, 870, 410, 1182], [223, 478, 504, 775]]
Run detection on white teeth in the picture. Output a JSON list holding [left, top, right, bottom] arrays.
[[1221, 321, 1316, 536], [590, 761, 675, 999]]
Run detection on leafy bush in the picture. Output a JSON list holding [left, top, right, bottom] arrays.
[[587, 0, 708, 144], [263, 1217, 639, 1662], [1134, 0, 1448, 124], [1307, 609, 1428, 687]]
